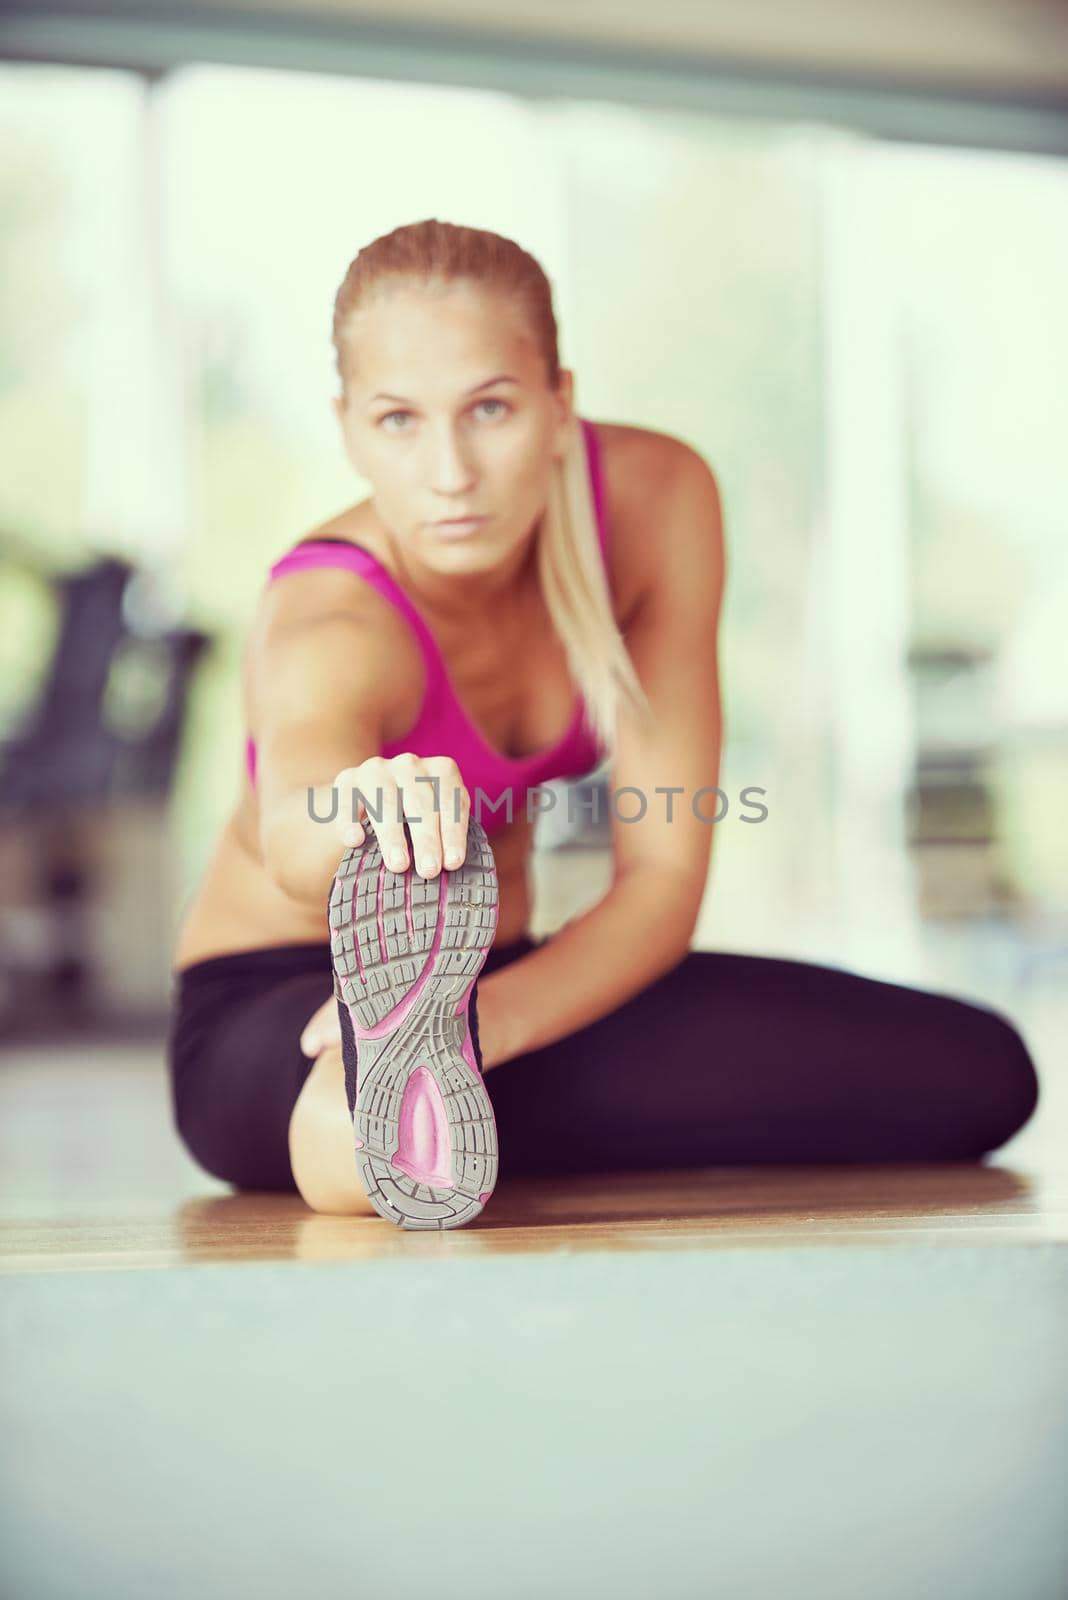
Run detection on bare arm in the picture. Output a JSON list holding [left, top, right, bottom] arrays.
[[476, 441, 726, 1067], [249, 584, 405, 908]]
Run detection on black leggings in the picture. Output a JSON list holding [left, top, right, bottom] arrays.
[[167, 935, 1040, 1194]]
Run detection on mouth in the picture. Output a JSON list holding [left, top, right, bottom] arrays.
[[431, 515, 489, 538]]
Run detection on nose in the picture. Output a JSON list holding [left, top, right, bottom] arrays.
[[428, 423, 478, 499]]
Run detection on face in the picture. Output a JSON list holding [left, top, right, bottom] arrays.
[[333, 279, 573, 576]]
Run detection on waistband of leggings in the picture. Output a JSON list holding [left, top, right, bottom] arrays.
[[173, 942, 332, 987], [174, 932, 540, 987]]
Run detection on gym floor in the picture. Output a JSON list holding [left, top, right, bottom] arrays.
[[2, 886, 1066, 1600]]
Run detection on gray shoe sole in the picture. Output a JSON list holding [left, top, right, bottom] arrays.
[[328, 815, 500, 1230]]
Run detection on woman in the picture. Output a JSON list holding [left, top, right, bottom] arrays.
[[168, 219, 1039, 1231]]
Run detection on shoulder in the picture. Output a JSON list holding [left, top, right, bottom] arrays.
[[243, 502, 423, 702], [253, 501, 407, 640], [241, 548, 426, 754], [591, 421, 724, 625]]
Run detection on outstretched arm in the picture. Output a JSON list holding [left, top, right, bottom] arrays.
[[476, 437, 726, 1069]]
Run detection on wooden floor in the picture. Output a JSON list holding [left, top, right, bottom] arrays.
[[2, 913, 1066, 1600]]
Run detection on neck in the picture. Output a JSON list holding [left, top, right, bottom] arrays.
[[380, 511, 544, 629]]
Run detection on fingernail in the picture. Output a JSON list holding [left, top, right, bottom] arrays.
[[445, 849, 463, 868], [389, 850, 406, 870]]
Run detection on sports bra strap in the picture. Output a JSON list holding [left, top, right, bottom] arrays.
[[264, 540, 443, 666]]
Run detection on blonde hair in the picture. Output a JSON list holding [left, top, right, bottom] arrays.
[[331, 218, 650, 759]]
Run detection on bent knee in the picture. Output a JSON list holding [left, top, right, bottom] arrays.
[[170, 1058, 302, 1194], [977, 1009, 1040, 1151], [171, 1091, 287, 1193], [946, 1004, 1040, 1157]]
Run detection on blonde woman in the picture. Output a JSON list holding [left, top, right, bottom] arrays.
[[167, 220, 1039, 1230]]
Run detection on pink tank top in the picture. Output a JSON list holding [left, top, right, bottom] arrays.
[[245, 416, 610, 836]]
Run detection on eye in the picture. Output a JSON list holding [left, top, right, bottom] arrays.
[[473, 397, 509, 419], [379, 410, 412, 431]]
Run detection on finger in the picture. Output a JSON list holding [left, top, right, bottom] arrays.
[[356, 763, 409, 871], [300, 998, 337, 1057], [300, 1013, 342, 1056], [421, 759, 469, 869], [442, 788, 470, 869], [399, 765, 446, 879], [332, 767, 369, 851]]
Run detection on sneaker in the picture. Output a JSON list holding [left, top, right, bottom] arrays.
[[328, 813, 500, 1230]]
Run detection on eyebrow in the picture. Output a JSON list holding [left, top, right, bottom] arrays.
[[367, 374, 520, 406]]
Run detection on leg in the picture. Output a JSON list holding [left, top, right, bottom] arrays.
[[168, 936, 537, 1208], [169, 946, 342, 1196], [170, 954, 374, 1211], [485, 948, 1041, 1175], [289, 1043, 375, 1215]]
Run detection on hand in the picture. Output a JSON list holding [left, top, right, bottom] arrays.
[[300, 996, 341, 1058], [331, 754, 472, 879]]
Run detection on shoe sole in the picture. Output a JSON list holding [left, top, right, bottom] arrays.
[[328, 815, 499, 1230]]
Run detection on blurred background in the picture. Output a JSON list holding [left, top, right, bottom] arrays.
[[0, 0, 1066, 1042]]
